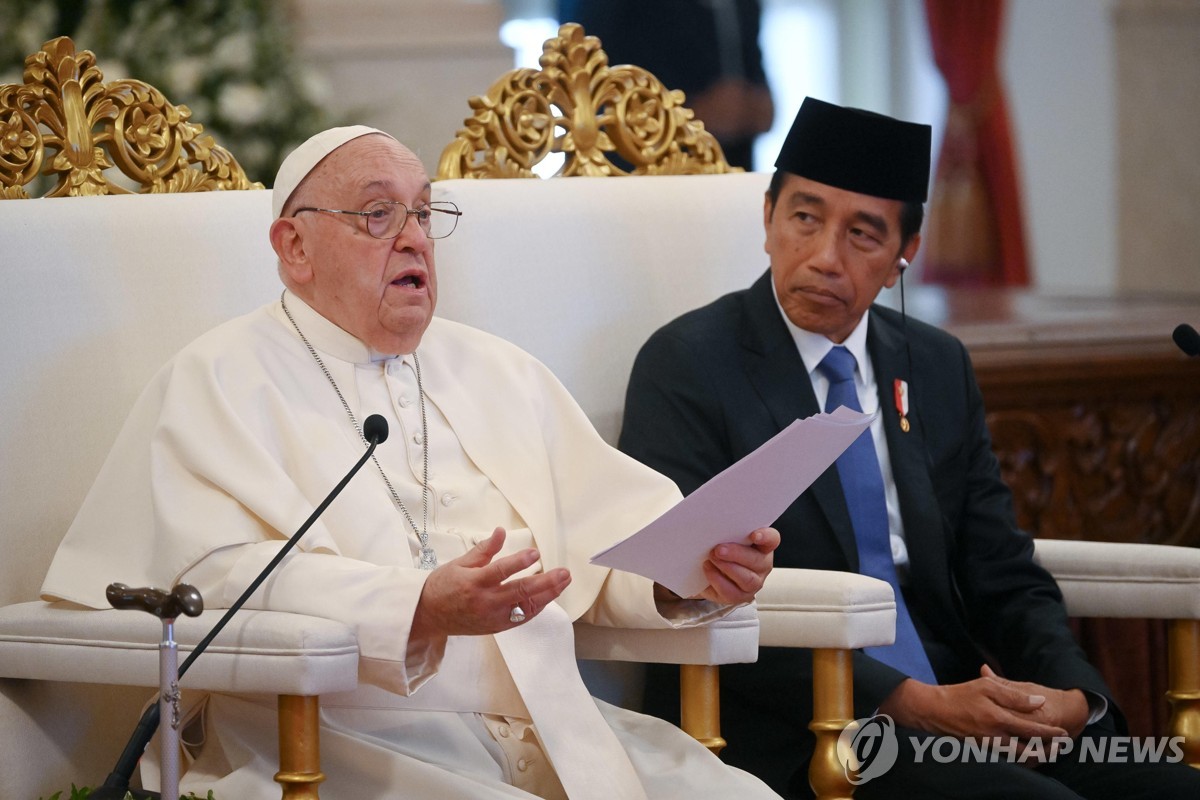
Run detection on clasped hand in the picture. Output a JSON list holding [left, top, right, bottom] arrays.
[[879, 664, 1092, 763]]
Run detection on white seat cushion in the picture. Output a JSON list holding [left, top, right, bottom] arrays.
[[574, 604, 759, 665], [1034, 539, 1200, 620], [0, 602, 359, 695], [757, 569, 896, 650]]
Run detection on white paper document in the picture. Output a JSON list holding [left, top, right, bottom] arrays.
[[590, 407, 873, 597]]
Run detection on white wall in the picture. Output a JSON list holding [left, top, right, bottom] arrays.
[[1114, 0, 1200, 293], [1003, 0, 1118, 292], [291, 0, 514, 177]]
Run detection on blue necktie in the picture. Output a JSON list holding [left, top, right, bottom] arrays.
[[818, 346, 937, 684]]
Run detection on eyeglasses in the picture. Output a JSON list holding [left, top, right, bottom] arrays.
[[293, 200, 462, 240]]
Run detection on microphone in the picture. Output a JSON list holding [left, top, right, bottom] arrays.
[[363, 413, 390, 444], [1174, 323, 1200, 357], [94, 414, 390, 798]]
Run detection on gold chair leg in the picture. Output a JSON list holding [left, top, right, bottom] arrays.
[[275, 694, 325, 799], [1167, 619, 1200, 769], [809, 648, 855, 800], [680, 663, 726, 755]]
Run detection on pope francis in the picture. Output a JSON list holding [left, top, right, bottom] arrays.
[[39, 126, 782, 799]]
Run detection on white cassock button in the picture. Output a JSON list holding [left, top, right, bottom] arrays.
[[447, 527, 461, 536], [517, 758, 529, 772], [412, 433, 423, 445], [497, 724, 510, 738], [398, 394, 411, 408], [441, 493, 456, 507]]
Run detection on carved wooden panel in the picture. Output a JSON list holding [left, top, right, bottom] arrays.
[[907, 287, 1200, 549], [987, 384, 1200, 547]]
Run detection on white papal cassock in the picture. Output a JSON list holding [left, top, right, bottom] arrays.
[[41, 292, 776, 799]]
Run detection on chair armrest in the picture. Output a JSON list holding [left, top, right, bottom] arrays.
[[573, 567, 897, 664], [1033, 539, 1200, 620], [573, 604, 759, 665], [0, 601, 359, 695], [757, 568, 896, 649]]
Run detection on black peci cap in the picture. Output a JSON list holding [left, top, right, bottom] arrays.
[[774, 97, 932, 203]]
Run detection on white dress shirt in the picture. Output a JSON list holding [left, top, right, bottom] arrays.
[[772, 289, 912, 580]]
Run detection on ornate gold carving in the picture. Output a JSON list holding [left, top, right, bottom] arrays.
[[437, 23, 738, 179], [0, 37, 261, 198]]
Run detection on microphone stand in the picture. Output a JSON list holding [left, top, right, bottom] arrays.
[[92, 418, 388, 799]]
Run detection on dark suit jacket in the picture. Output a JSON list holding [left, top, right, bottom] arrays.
[[619, 271, 1118, 795], [570, 0, 769, 98]]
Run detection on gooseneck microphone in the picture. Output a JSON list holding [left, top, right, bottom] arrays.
[[1173, 323, 1200, 357], [363, 413, 389, 446], [94, 415, 390, 799]]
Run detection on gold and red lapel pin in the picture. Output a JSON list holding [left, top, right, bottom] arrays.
[[894, 379, 910, 433]]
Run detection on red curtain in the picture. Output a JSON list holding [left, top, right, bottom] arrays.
[[922, 0, 1029, 286]]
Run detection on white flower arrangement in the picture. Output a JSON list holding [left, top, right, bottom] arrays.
[[0, 0, 337, 184]]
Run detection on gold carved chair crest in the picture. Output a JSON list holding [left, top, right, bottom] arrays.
[[438, 23, 738, 179], [0, 37, 260, 198]]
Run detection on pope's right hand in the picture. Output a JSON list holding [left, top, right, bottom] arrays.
[[411, 527, 571, 637]]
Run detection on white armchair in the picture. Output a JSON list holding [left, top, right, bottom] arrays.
[[431, 23, 904, 795], [1034, 540, 1200, 767], [0, 169, 898, 800], [0, 34, 898, 800]]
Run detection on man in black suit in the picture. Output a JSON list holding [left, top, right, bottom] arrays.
[[619, 98, 1200, 799]]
